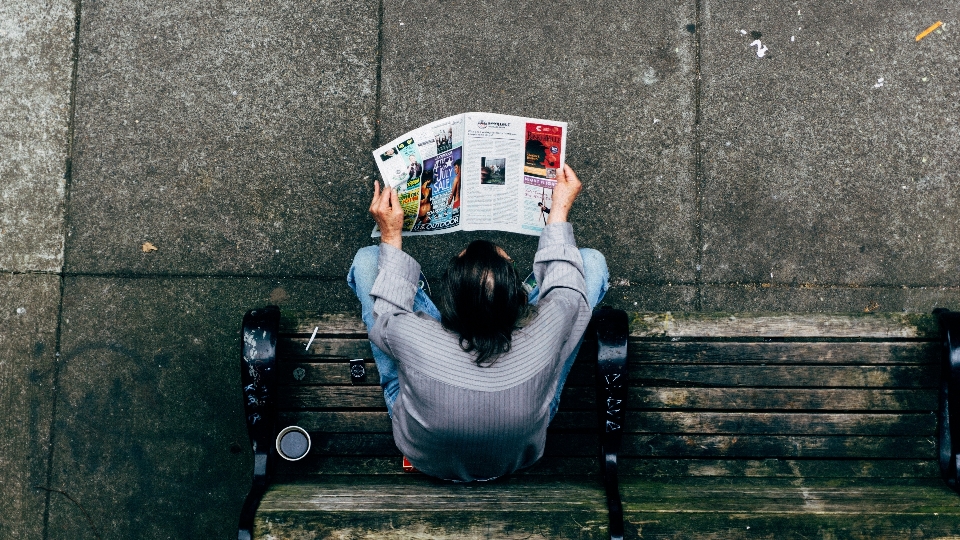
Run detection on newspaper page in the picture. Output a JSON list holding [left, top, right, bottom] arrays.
[[460, 113, 566, 235], [520, 120, 566, 234], [372, 112, 565, 237], [372, 114, 465, 236]]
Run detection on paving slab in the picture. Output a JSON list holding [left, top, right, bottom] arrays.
[[48, 275, 355, 539], [0, 0, 74, 272], [700, 1, 960, 291], [65, 0, 380, 277], [379, 0, 699, 285], [0, 273, 60, 539]]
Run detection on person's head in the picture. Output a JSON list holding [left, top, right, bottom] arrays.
[[480, 166, 491, 182], [436, 240, 531, 366], [453, 159, 461, 174]]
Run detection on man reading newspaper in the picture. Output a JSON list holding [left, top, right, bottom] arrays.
[[347, 164, 609, 481]]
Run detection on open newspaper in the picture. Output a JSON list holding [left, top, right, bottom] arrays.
[[372, 112, 567, 237]]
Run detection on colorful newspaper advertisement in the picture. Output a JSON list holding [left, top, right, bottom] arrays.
[[373, 115, 464, 235], [521, 122, 564, 233], [372, 112, 566, 237]]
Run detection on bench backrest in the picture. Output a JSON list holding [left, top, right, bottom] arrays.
[[272, 312, 940, 480]]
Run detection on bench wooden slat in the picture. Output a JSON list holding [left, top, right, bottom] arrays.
[[254, 477, 960, 539], [634, 387, 936, 411], [280, 385, 937, 411], [278, 410, 935, 436], [633, 364, 936, 388], [281, 312, 940, 339], [283, 337, 373, 358], [278, 353, 937, 386], [634, 341, 938, 364], [258, 476, 958, 512], [630, 313, 939, 339], [302, 432, 935, 459], [276, 457, 940, 479], [280, 339, 939, 367]]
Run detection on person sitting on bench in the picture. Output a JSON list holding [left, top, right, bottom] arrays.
[[347, 164, 609, 482]]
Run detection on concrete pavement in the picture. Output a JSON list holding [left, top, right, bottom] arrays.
[[2, 0, 958, 537]]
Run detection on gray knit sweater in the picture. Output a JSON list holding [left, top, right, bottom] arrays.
[[368, 223, 591, 481]]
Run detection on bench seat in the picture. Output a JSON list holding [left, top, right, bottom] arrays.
[[256, 477, 960, 539], [246, 311, 960, 539]]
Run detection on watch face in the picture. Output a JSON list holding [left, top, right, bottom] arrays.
[[350, 364, 365, 378]]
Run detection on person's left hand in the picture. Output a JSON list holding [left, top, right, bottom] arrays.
[[370, 181, 404, 250]]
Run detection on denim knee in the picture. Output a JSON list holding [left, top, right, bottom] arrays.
[[579, 248, 608, 275], [348, 245, 380, 291], [579, 248, 609, 308], [351, 245, 379, 272]]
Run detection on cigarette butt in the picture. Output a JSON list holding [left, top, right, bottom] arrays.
[[305, 326, 319, 351], [916, 21, 942, 42]]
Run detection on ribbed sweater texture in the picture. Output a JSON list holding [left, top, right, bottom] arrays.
[[368, 223, 591, 481]]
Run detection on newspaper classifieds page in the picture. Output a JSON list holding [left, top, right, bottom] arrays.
[[371, 114, 465, 236], [461, 113, 566, 235]]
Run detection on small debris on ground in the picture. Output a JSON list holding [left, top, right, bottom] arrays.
[[305, 326, 319, 351], [750, 40, 769, 57], [916, 21, 942, 42], [142, 242, 158, 253]]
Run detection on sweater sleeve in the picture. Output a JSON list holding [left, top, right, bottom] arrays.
[[531, 222, 591, 367], [368, 243, 422, 356], [533, 222, 588, 305]]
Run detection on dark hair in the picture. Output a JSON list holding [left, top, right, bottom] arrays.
[[436, 240, 531, 366]]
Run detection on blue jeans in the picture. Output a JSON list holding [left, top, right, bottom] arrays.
[[347, 245, 610, 418]]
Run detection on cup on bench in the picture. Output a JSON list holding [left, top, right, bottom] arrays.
[[276, 426, 311, 461]]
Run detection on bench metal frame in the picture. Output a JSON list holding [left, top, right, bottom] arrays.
[[937, 308, 960, 491], [238, 306, 630, 540]]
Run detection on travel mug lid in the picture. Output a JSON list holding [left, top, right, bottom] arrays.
[[276, 426, 311, 461]]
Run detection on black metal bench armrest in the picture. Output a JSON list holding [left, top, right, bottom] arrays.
[[238, 306, 281, 540], [937, 308, 960, 492], [593, 307, 629, 540]]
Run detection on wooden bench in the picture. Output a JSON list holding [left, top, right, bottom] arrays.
[[239, 309, 960, 539]]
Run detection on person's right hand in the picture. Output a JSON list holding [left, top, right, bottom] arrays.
[[547, 164, 582, 224], [370, 181, 404, 250]]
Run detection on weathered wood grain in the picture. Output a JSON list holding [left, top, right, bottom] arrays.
[[279, 337, 373, 359], [632, 341, 939, 365], [278, 361, 937, 389], [278, 410, 935, 437], [632, 364, 936, 388], [258, 476, 960, 512], [281, 312, 367, 335], [616, 434, 936, 459], [254, 477, 960, 540], [280, 311, 940, 339], [275, 456, 940, 479], [633, 387, 936, 411], [279, 385, 937, 411], [301, 432, 936, 459], [276, 359, 597, 386], [630, 312, 939, 339], [255, 506, 960, 540]]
